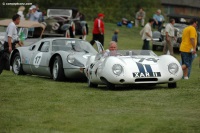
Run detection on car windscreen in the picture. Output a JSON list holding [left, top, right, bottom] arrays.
[[52, 39, 98, 54], [102, 50, 157, 57], [47, 9, 72, 18]]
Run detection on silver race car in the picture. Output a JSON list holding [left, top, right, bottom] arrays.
[[9, 38, 101, 81], [85, 50, 183, 89]]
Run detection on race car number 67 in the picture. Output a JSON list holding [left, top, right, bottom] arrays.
[[33, 52, 43, 68]]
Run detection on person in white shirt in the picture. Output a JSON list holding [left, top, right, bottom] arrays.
[[0, 14, 23, 74], [163, 18, 175, 55], [141, 18, 154, 50], [17, 6, 25, 20], [4, 14, 23, 53]]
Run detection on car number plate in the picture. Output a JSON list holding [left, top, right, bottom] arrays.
[[133, 72, 161, 77]]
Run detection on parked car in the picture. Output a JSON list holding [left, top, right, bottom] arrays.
[[152, 23, 187, 51], [0, 19, 45, 45], [42, 8, 88, 40], [9, 38, 102, 81], [152, 14, 200, 51], [85, 50, 183, 89]]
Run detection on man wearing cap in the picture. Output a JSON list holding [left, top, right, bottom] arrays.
[[90, 13, 105, 46], [26, 5, 41, 22]]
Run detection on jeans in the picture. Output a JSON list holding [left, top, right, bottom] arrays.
[[142, 39, 150, 50]]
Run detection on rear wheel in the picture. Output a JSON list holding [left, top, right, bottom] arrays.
[[168, 83, 177, 88], [52, 56, 65, 81], [12, 53, 25, 75]]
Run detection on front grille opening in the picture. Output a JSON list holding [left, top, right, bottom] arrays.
[[135, 78, 158, 82]]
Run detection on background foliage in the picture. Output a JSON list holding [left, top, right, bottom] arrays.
[[0, 0, 162, 22]]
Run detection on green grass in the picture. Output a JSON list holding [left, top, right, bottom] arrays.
[[1, 22, 200, 133]]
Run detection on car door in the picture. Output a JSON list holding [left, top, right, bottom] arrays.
[[30, 41, 52, 76]]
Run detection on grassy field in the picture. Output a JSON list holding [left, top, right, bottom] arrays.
[[0, 22, 200, 133]]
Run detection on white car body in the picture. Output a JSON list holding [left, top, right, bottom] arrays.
[[85, 50, 183, 89]]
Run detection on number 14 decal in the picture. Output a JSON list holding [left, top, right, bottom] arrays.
[[132, 57, 159, 63]]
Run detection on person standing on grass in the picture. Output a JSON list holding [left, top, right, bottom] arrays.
[[163, 18, 176, 56], [179, 18, 198, 80], [0, 14, 23, 74], [112, 29, 119, 42], [90, 13, 105, 46], [141, 18, 154, 50]]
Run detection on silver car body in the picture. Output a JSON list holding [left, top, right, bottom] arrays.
[[10, 38, 99, 80]]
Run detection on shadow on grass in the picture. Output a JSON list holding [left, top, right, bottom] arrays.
[[88, 84, 173, 91]]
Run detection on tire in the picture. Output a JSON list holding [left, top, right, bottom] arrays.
[[168, 83, 177, 88], [52, 56, 65, 81], [107, 82, 115, 89], [12, 52, 25, 75], [88, 78, 98, 88], [152, 45, 157, 51]]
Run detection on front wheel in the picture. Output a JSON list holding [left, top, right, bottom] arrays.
[[168, 83, 177, 88], [107, 82, 115, 89], [52, 56, 65, 81], [12, 53, 25, 75]]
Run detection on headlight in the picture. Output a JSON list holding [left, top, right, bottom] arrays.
[[112, 64, 123, 76], [67, 54, 75, 64], [168, 63, 179, 74], [67, 54, 84, 67]]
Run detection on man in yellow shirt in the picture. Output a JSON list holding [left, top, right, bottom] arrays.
[[179, 18, 197, 79]]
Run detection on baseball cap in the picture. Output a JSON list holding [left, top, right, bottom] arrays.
[[29, 5, 36, 10], [98, 13, 105, 17]]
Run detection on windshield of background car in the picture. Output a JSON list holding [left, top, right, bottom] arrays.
[[52, 39, 98, 54], [102, 50, 157, 57], [47, 9, 72, 18]]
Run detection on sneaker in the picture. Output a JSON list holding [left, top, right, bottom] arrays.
[[184, 77, 189, 80]]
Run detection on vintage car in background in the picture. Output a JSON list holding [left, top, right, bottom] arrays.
[[42, 8, 88, 40], [85, 50, 183, 89], [152, 14, 200, 51], [0, 19, 45, 70], [152, 23, 188, 51], [10, 38, 102, 81], [0, 19, 45, 46]]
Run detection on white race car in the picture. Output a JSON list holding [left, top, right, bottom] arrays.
[[85, 50, 183, 89]]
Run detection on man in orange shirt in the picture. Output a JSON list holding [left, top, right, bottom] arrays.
[[90, 13, 105, 46], [179, 18, 197, 79]]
